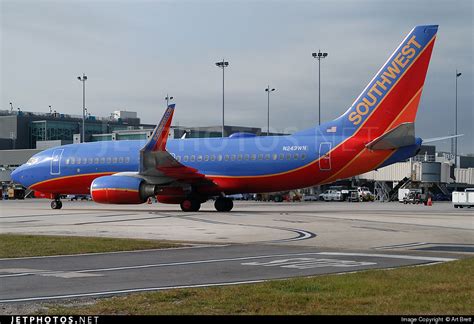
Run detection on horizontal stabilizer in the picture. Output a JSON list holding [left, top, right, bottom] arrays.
[[423, 134, 463, 143], [366, 122, 415, 150]]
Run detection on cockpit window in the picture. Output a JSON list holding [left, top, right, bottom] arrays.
[[26, 157, 39, 165]]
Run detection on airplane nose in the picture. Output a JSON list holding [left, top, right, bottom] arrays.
[[10, 167, 22, 184]]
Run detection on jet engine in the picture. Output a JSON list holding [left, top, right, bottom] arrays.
[[90, 175, 156, 204]]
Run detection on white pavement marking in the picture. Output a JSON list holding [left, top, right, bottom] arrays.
[[317, 252, 456, 262], [0, 268, 102, 278], [242, 258, 377, 269], [374, 242, 429, 249], [0, 280, 267, 303], [0, 252, 456, 278], [41, 272, 103, 278]]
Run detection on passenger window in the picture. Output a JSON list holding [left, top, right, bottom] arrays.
[[238, 154, 242, 161], [210, 155, 216, 161], [279, 153, 284, 160], [224, 155, 229, 161], [70, 157, 75, 164], [76, 158, 81, 165], [112, 157, 118, 163], [197, 155, 203, 162], [125, 157, 130, 163], [272, 154, 277, 160], [100, 157, 105, 164], [258, 154, 263, 160], [251, 154, 256, 160], [265, 154, 270, 160], [94, 157, 99, 164], [65, 159, 70, 165], [301, 154, 306, 160], [119, 157, 124, 163], [176, 156, 181, 162], [88, 158, 93, 164], [244, 154, 249, 161], [107, 157, 111, 164], [231, 154, 236, 161], [204, 155, 209, 161], [218, 154, 223, 161], [286, 154, 291, 160], [82, 158, 87, 164], [293, 153, 299, 160], [190, 155, 195, 162], [183, 156, 189, 162]]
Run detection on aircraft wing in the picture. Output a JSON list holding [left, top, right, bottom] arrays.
[[138, 104, 210, 184]]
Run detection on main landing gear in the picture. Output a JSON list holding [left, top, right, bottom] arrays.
[[51, 199, 62, 210], [214, 197, 233, 212], [179, 197, 234, 212], [180, 198, 201, 212]]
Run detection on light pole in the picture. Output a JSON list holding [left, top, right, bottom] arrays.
[[9, 102, 13, 112], [215, 59, 229, 137], [312, 50, 328, 125], [49, 105, 52, 114], [265, 86, 275, 136], [77, 73, 87, 143], [165, 94, 174, 107], [455, 70, 462, 170]]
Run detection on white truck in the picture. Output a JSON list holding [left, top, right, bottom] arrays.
[[398, 188, 422, 203], [452, 188, 474, 208], [319, 189, 343, 201]]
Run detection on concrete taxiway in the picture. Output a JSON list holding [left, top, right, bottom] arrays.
[[0, 200, 472, 250], [0, 200, 472, 303]]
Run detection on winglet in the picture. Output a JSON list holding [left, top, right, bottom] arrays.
[[142, 104, 175, 152]]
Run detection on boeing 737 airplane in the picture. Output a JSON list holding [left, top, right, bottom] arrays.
[[12, 25, 445, 212]]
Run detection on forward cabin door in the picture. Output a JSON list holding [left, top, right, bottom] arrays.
[[50, 149, 64, 175], [319, 142, 332, 171]]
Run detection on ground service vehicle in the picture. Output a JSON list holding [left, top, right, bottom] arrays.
[[403, 191, 422, 204], [399, 188, 422, 202], [358, 187, 374, 201], [452, 188, 474, 208], [319, 190, 343, 201], [7, 185, 25, 200], [303, 194, 319, 201]]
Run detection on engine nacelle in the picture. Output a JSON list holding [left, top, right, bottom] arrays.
[[90, 175, 155, 204]]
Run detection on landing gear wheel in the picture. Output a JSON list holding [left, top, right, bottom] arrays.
[[51, 200, 62, 210], [180, 199, 201, 212], [214, 197, 233, 212]]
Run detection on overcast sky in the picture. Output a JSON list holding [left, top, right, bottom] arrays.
[[1, 0, 472, 154]]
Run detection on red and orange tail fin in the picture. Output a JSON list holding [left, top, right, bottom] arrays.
[[341, 25, 438, 138]]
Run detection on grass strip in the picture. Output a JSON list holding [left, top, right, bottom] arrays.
[[0, 234, 182, 258]]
